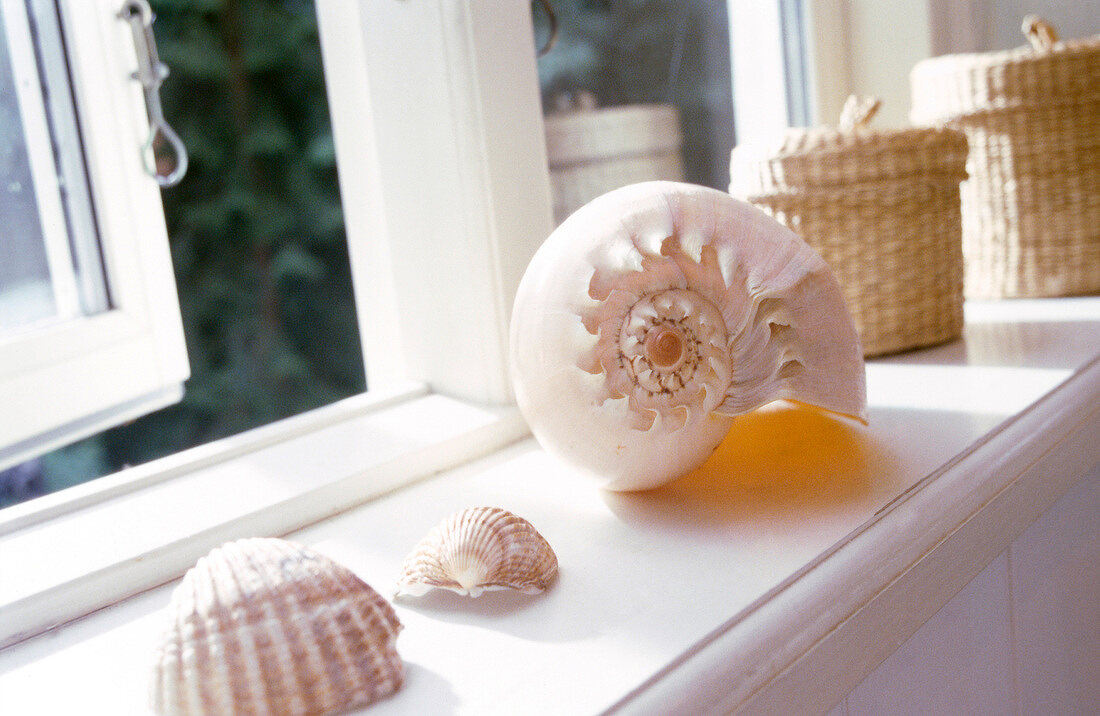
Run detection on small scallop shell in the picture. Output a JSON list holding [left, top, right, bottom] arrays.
[[510, 181, 867, 491], [151, 538, 403, 716], [395, 507, 558, 598]]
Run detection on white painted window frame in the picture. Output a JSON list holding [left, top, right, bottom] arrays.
[[0, 0, 553, 648], [0, 0, 189, 470], [728, 0, 795, 143], [0, 0, 805, 650], [2, 4, 1098, 710], [730, 0, 950, 135], [314, 0, 553, 404], [1, 0, 82, 325]]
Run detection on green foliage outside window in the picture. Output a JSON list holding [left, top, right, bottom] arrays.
[[146, 0, 364, 443], [0, 0, 364, 507]]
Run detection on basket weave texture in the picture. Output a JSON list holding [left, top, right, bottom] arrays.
[[910, 17, 1100, 298], [730, 97, 969, 357]]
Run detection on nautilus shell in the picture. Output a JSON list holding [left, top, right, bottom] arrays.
[[395, 507, 558, 598], [151, 538, 404, 716], [510, 181, 866, 491]]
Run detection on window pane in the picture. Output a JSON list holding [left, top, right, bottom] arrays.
[[29, 0, 110, 318], [0, 0, 363, 508], [0, 78, 55, 332], [0, 0, 106, 333], [535, 0, 734, 223]]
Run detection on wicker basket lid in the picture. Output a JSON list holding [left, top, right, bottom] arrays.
[[911, 16, 1100, 121], [544, 96, 681, 167], [730, 96, 969, 196]]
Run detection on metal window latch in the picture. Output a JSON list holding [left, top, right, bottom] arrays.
[[118, 0, 187, 187]]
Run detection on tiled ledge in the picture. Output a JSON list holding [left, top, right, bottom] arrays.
[[1, 298, 1098, 715]]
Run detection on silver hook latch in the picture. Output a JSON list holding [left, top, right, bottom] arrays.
[[118, 0, 188, 187]]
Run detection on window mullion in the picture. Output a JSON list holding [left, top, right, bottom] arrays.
[[317, 0, 553, 405]]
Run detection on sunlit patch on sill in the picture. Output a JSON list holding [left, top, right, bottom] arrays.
[[866, 364, 1073, 415]]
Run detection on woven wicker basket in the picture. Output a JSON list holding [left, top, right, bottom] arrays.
[[544, 98, 683, 224], [730, 97, 969, 357], [910, 16, 1100, 299]]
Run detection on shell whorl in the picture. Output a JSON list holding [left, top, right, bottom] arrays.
[[590, 285, 731, 430], [581, 233, 818, 432]]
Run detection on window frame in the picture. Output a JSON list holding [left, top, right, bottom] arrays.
[[0, 0, 807, 649], [0, 0, 554, 648], [0, 0, 188, 470], [315, 0, 554, 403], [0, 0, 82, 327], [728, 0, 796, 143], [8, 5, 1097, 711]]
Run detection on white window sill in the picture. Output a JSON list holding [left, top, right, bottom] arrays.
[[0, 382, 530, 648], [2, 298, 1098, 714]]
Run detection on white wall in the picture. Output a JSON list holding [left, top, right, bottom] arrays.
[[826, 464, 1100, 715], [932, 0, 1100, 53], [842, 0, 933, 127], [808, 0, 1100, 128]]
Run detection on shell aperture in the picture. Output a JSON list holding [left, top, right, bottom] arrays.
[[510, 181, 866, 491]]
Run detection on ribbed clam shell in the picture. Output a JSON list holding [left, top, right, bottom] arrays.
[[395, 507, 558, 598], [151, 538, 403, 716]]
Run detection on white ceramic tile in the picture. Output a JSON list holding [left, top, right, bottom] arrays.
[[1010, 465, 1100, 716], [846, 552, 1014, 716]]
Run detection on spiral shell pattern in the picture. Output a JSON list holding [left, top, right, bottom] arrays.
[[590, 283, 731, 430], [395, 507, 558, 598], [150, 538, 403, 716]]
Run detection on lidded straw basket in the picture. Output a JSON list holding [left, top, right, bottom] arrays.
[[910, 16, 1100, 298], [730, 96, 969, 357]]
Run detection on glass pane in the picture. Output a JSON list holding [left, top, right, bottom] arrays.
[[0, 0, 109, 335], [535, 0, 734, 223], [0, 2, 65, 331], [28, 0, 111, 318], [1, 0, 364, 508]]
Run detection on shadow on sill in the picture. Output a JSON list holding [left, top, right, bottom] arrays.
[[602, 402, 890, 532], [602, 400, 1018, 544]]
